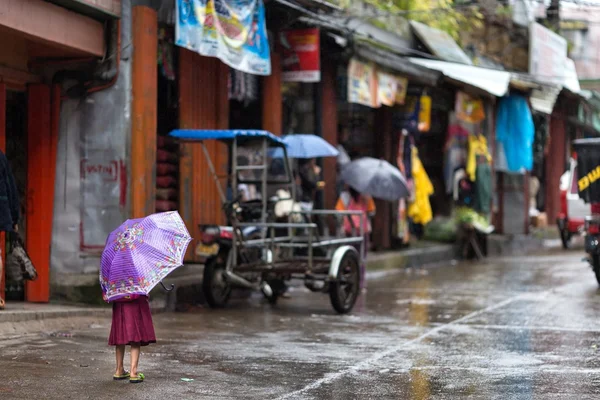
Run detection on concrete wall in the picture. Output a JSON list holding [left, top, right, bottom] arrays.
[[562, 7, 600, 80], [50, 0, 132, 292]]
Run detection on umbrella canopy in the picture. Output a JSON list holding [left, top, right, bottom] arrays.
[[341, 157, 409, 201], [100, 211, 192, 302], [271, 134, 339, 159]]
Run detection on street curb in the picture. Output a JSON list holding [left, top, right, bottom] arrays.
[[0, 307, 111, 324]]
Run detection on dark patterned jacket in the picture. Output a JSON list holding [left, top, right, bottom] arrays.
[[0, 150, 19, 232]]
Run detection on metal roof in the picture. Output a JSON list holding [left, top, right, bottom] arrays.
[[408, 58, 511, 97]]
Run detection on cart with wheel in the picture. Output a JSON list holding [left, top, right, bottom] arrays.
[[169, 129, 365, 313]]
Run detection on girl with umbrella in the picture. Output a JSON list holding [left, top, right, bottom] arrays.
[[101, 211, 192, 383]]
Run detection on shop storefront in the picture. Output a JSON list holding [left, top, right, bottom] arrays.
[[0, 0, 115, 303]]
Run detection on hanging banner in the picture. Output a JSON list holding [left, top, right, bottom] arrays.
[[280, 29, 321, 82], [455, 91, 485, 124], [175, 0, 271, 76], [395, 76, 409, 105], [348, 58, 378, 108], [377, 71, 399, 107]]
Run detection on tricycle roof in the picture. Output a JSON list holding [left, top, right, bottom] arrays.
[[169, 129, 285, 145], [573, 138, 600, 149]]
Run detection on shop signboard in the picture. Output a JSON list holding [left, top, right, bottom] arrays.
[[348, 58, 377, 108], [175, 0, 271, 76], [280, 29, 321, 82], [529, 22, 567, 85]]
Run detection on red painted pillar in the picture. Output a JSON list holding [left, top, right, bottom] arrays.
[[0, 83, 5, 302], [26, 84, 54, 303]]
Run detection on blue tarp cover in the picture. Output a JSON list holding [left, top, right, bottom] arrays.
[[495, 95, 534, 173]]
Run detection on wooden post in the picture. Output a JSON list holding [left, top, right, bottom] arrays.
[[262, 53, 282, 135], [179, 51, 229, 261], [373, 106, 393, 250], [546, 108, 567, 223], [131, 6, 158, 218], [321, 58, 338, 211]]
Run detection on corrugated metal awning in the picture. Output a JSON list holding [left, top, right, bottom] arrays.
[[529, 85, 562, 115], [408, 58, 511, 97]]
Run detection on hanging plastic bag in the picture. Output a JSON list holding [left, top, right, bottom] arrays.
[[6, 232, 38, 283]]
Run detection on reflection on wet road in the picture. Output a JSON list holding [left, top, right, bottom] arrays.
[[2, 250, 600, 399]]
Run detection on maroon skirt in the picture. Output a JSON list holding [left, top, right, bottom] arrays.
[[108, 296, 156, 346]]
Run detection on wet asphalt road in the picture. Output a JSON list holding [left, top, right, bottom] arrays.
[[2, 249, 600, 399]]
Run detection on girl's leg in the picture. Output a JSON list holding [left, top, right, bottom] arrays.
[[115, 345, 126, 375], [130, 344, 141, 377]]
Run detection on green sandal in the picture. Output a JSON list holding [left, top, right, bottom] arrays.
[[130, 373, 145, 384], [113, 371, 130, 380]]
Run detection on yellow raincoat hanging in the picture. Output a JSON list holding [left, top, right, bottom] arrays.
[[408, 147, 434, 225], [466, 134, 492, 181]]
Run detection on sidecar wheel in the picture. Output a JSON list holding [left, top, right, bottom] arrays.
[[329, 251, 360, 314]]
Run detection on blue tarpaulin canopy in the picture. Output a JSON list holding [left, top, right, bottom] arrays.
[[169, 129, 285, 145]]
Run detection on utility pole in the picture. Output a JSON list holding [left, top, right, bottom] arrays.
[[547, 0, 560, 32]]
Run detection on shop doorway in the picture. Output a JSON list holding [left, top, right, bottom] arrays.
[[0, 83, 57, 304], [4, 90, 28, 301]]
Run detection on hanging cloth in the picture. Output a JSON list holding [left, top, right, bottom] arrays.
[[466, 134, 492, 182], [408, 147, 434, 225], [444, 113, 470, 193], [473, 164, 492, 215]]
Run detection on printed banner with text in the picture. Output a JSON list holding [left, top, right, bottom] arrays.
[[348, 59, 377, 107], [377, 72, 408, 107], [175, 0, 271, 76], [348, 59, 408, 108], [281, 29, 321, 82]]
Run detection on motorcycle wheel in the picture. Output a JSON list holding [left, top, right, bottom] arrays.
[[203, 255, 232, 308], [329, 251, 360, 314], [593, 255, 600, 286]]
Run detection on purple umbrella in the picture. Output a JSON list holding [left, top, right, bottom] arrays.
[[100, 211, 192, 302]]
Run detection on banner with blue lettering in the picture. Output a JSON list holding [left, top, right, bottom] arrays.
[[176, 0, 271, 76]]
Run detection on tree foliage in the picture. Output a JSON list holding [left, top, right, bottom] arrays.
[[328, 0, 484, 42]]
